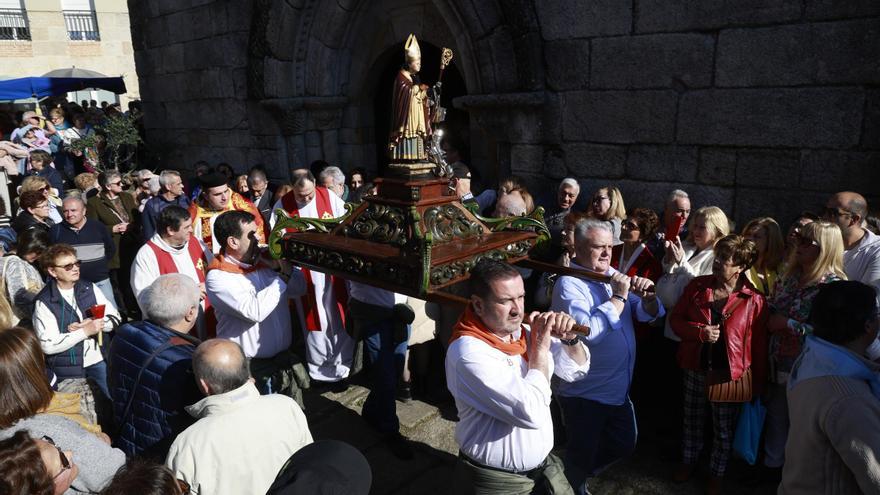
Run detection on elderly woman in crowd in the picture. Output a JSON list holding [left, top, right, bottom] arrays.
[[33, 245, 119, 400], [760, 220, 846, 481], [657, 206, 730, 340], [741, 217, 785, 296], [132, 169, 155, 208], [87, 171, 141, 316], [19, 175, 62, 224], [0, 430, 80, 495], [0, 228, 48, 325], [587, 186, 626, 244], [12, 190, 55, 235], [0, 327, 125, 494], [670, 235, 768, 495]]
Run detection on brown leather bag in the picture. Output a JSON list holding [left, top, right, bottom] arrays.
[[706, 296, 753, 403]]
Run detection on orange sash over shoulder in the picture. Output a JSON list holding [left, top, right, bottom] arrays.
[[450, 304, 528, 360]]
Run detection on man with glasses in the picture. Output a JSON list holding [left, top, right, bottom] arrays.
[[142, 170, 190, 241], [50, 196, 118, 310], [822, 192, 880, 289], [33, 243, 119, 399]]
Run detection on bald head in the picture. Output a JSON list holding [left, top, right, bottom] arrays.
[[493, 191, 527, 218], [192, 339, 250, 396], [824, 191, 869, 238], [828, 191, 868, 218]]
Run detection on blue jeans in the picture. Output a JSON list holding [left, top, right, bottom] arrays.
[[85, 360, 110, 400], [361, 318, 410, 434], [559, 395, 638, 495]]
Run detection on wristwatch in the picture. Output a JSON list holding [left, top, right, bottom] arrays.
[[560, 337, 580, 346]]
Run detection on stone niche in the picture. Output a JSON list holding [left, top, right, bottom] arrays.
[[130, 0, 880, 225]]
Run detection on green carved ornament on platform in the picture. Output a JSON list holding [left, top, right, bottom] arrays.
[[267, 205, 352, 259]]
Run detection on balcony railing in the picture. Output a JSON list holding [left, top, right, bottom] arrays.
[[0, 8, 31, 41], [64, 10, 100, 41]]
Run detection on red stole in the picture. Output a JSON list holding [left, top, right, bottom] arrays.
[[147, 236, 215, 337], [449, 304, 528, 361], [146, 236, 208, 283], [280, 187, 348, 331]]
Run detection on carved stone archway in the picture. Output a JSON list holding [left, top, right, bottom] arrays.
[[248, 0, 548, 184]]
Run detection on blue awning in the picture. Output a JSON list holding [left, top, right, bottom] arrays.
[[0, 76, 127, 101]]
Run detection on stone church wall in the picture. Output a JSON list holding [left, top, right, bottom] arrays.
[[129, 0, 879, 225]]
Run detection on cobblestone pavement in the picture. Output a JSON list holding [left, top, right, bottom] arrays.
[[304, 384, 779, 495]]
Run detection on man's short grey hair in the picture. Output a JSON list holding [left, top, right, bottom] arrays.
[[135, 169, 153, 181], [574, 218, 613, 243], [62, 194, 86, 207], [140, 274, 200, 328], [158, 170, 181, 187], [319, 166, 345, 186], [559, 178, 580, 191], [666, 189, 689, 204]]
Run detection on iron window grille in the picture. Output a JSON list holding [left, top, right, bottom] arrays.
[[0, 8, 30, 40], [63, 9, 99, 41]]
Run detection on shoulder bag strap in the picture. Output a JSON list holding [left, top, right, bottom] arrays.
[[114, 339, 174, 438]]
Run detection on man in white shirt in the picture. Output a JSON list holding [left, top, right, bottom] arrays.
[[166, 339, 313, 495], [446, 260, 589, 495], [823, 191, 880, 292], [271, 173, 354, 384], [551, 219, 663, 495], [130, 205, 213, 338], [205, 210, 309, 404]]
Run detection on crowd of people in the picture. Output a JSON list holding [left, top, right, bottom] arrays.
[[0, 103, 879, 494]]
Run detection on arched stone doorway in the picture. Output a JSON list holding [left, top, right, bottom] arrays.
[[250, 0, 546, 190]]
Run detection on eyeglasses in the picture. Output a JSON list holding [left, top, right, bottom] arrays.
[[622, 221, 640, 231], [54, 260, 82, 271], [38, 186, 49, 192], [592, 196, 609, 203], [40, 436, 71, 480], [822, 207, 852, 219], [108, 181, 122, 187], [34, 202, 49, 209]]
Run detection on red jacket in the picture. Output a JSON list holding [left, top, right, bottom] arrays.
[[671, 275, 769, 394]]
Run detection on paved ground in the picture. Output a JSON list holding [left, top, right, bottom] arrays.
[[303, 383, 780, 495]]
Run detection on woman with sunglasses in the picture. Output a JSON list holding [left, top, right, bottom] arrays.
[[20, 175, 63, 224], [12, 189, 55, 235], [0, 430, 78, 495], [760, 220, 847, 482], [0, 328, 124, 494], [587, 185, 626, 245], [32, 244, 119, 400]]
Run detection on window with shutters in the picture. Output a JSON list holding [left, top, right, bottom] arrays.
[[62, 0, 99, 41], [0, 0, 30, 41]]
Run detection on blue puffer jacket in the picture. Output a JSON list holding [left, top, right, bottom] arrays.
[[107, 320, 202, 459]]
